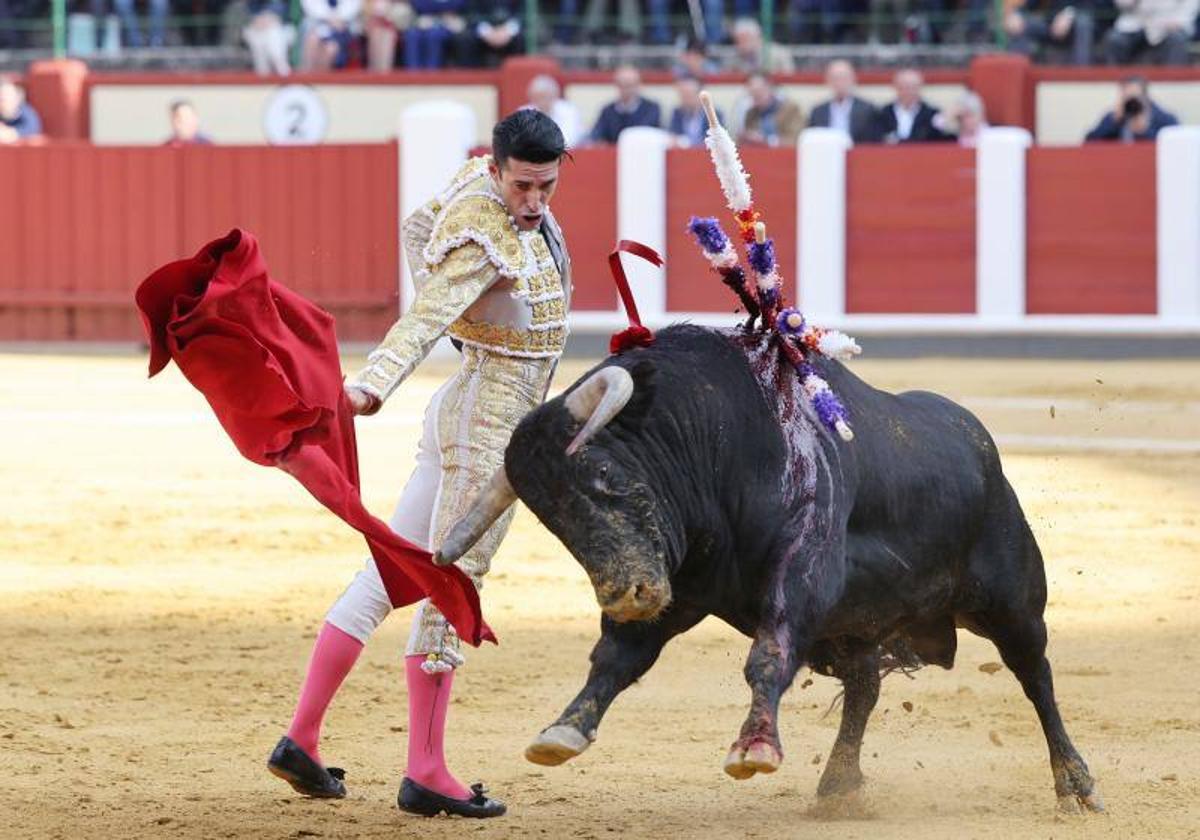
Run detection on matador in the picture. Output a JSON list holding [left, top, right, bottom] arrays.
[[268, 108, 570, 819]]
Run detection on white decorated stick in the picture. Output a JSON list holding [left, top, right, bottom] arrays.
[[700, 90, 753, 213], [700, 90, 720, 130], [754, 221, 767, 244]]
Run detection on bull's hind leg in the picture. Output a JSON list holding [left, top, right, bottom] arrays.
[[526, 607, 703, 766], [967, 484, 1103, 813], [972, 609, 1104, 814], [816, 642, 881, 798]]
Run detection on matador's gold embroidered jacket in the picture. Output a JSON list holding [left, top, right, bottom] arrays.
[[348, 155, 571, 405]]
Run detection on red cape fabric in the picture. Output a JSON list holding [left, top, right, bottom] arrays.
[[134, 229, 494, 647]]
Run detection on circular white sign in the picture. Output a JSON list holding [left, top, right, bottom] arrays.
[[263, 85, 329, 145]]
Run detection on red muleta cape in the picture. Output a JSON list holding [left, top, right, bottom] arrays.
[[134, 228, 494, 647]]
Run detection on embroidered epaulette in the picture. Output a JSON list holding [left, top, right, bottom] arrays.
[[423, 157, 539, 281]]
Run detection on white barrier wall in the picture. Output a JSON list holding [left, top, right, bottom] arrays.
[[90, 83, 498, 145], [616, 127, 672, 319], [976, 127, 1032, 324], [1157, 126, 1200, 323], [398, 103, 476, 308], [798, 128, 851, 321]]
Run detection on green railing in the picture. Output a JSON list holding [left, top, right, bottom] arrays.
[[4, 1, 1141, 69]]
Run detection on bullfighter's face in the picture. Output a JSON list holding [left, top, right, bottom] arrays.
[[489, 156, 560, 232], [507, 409, 674, 624]]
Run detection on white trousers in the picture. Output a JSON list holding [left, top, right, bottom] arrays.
[[323, 347, 554, 668], [324, 377, 451, 649]]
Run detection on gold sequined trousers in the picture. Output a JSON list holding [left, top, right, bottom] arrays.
[[404, 346, 555, 667]]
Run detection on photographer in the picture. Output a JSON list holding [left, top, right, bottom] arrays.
[[1085, 77, 1179, 143]]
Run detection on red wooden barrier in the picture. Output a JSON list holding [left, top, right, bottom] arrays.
[[666, 146, 798, 313], [551, 146, 620, 311], [1026, 145, 1156, 315], [846, 145, 976, 314], [0, 143, 399, 341], [177, 144, 400, 341]]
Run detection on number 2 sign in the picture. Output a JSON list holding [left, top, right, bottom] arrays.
[[264, 85, 330, 145]]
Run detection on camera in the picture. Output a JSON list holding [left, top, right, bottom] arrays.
[[1122, 96, 1145, 118]]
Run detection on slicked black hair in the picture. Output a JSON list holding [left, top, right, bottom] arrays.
[[493, 108, 566, 167]]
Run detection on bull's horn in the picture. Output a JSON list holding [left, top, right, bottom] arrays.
[[564, 366, 634, 456], [433, 467, 517, 566]]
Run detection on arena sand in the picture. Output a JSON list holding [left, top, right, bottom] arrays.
[[2, 351, 1198, 839]]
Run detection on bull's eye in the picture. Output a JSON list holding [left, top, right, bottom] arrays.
[[592, 463, 613, 495]]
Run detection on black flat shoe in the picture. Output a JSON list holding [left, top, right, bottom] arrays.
[[397, 777, 506, 818], [267, 736, 347, 798]]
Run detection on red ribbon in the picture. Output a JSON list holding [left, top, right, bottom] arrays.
[[607, 240, 663, 355]]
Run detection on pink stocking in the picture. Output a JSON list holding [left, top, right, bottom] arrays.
[[405, 655, 470, 800], [285, 622, 363, 766]]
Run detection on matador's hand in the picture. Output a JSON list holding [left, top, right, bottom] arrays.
[[345, 385, 379, 416]]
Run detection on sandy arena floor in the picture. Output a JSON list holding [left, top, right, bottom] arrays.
[[2, 349, 1199, 839]]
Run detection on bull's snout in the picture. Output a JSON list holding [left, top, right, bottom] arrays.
[[598, 580, 671, 623]]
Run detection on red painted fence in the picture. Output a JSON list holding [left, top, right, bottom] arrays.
[[0, 142, 1166, 341], [846, 145, 977, 314], [1026, 144, 1157, 315], [0, 143, 399, 341], [666, 147, 799, 313]]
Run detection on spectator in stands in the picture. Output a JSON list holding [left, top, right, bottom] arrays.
[[1104, 0, 1196, 64], [589, 65, 662, 144], [464, 0, 522, 67], [91, 0, 168, 48], [405, 0, 467, 68], [673, 36, 720, 79], [739, 74, 804, 147], [1085, 76, 1179, 142], [788, 0, 850, 44], [945, 91, 987, 147], [364, 0, 410, 71], [0, 78, 41, 145], [877, 68, 953, 143], [669, 76, 723, 147], [645, 0, 722, 44], [731, 17, 796, 73], [1005, 0, 1096, 65], [525, 74, 583, 147], [582, 0, 640, 44], [164, 100, 213, 146], [243, 0, 293, 76], [867, 0, 911, 43], [179, 0, 226, 46], [808, 59, 882, 144], [0, 0, 23, 49], [301, 0, 363, 70]]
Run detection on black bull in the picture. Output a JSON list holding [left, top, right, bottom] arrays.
[[437, 325, 1103, 813]]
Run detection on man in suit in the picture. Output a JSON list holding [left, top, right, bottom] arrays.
[[1085, 76, 1180, 142], [669, 76, 723, 147], [807, 59, 882, 144], [589, 64, 662, 145], [738, 74, 805, 147], [877, 68, 954, 144]]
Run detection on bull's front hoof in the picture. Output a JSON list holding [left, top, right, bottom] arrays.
[[723, 740, 782, 780], [525, 725, 591, 766]]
